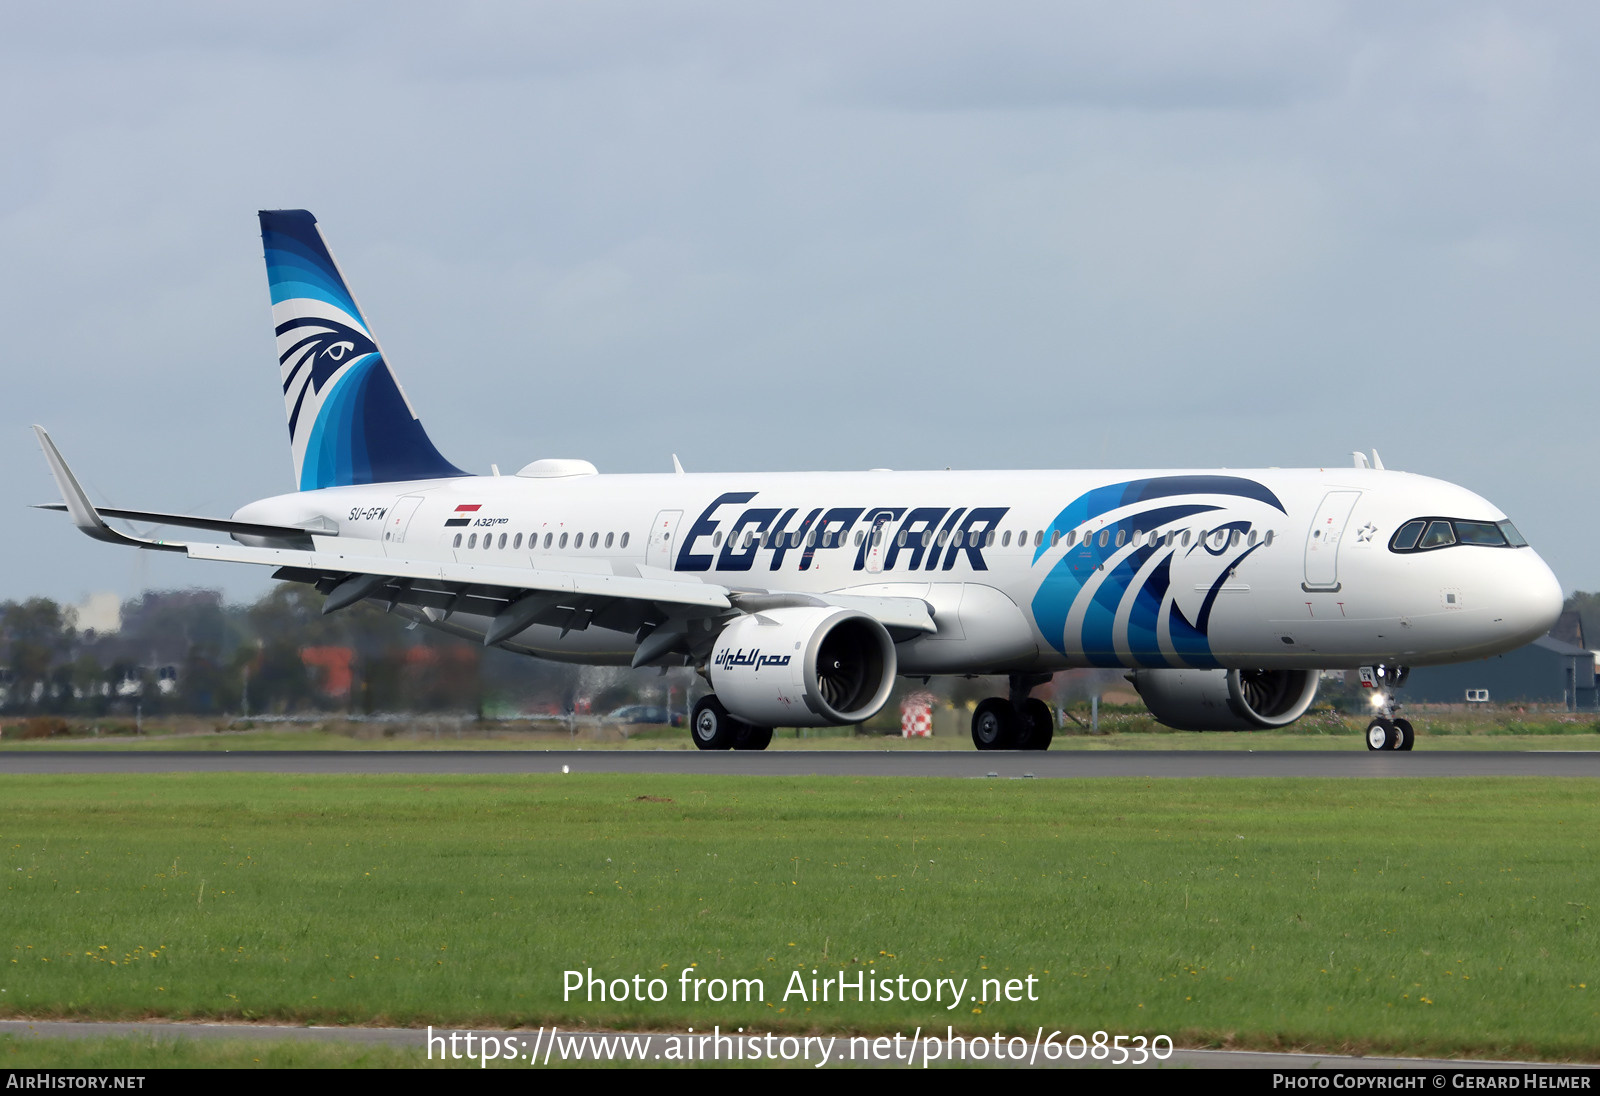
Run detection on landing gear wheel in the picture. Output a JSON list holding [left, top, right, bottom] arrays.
[[972, 697, 1018, 751], [692, 695, 737, 751], [1392, 718, 1415, 752], [1015, 697, 1055, 751], [733, 723, 774, 751], [1365, 719, 1396, 751]]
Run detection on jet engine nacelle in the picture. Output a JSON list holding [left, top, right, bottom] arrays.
[[1128, 668, 1320, 731], [708, 607, 896, 727]]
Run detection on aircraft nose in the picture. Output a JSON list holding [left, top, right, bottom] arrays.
[[1501, 551, 1564, 646]]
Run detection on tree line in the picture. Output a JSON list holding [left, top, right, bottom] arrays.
[[6, 585, 1590, 720], [0, 586, 586, 717]]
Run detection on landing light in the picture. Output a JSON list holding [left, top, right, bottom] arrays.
[[1369, 691, 1388, 710]]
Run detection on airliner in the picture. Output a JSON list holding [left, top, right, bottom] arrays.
[[34, 210, 1565, 752]]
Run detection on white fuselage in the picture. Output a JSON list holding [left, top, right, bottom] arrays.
[[234, 465, 1564, 673]]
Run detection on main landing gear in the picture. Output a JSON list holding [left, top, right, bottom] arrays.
[[1361, 664, 1414, 751], [691, 695, 774, 752], [971, 674, 1055, 751]]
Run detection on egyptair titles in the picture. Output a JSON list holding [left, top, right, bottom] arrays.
[[674, 492, 1010, 574], [712, 648, 793, 670]]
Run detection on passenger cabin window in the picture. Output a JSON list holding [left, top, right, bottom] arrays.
[[453, 533, 462, 548], [620, 532, 629, 548], [605, 532, 613, 548], [468, 533, 477, 548], [1051, 530, 1060, 548]]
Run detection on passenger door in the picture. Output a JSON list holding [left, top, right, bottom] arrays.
[[383, 495, 426, 556], [647, 510, 683, 570], [1303, 491, 1361, 591]]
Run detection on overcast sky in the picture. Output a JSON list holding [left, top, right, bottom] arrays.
[[5, 2, 1597, 609]]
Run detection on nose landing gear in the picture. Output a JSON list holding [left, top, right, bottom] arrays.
[[1365, 716, 1414, 751], [1360, 664, 1414, 751]]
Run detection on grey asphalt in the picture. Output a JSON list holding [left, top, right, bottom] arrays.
[[1, 1020, 1591, 1069], [4, 749, 1600, 777]]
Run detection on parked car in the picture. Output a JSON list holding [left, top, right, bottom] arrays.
[[601, 705, 680, 727]]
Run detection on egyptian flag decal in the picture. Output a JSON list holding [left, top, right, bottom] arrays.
[[445, 503, 481, 528]]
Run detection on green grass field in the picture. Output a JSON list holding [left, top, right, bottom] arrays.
[[2, 773, 1597, 1064], [3, 706, 1598, 751], [0, 1034, 434, 1070]]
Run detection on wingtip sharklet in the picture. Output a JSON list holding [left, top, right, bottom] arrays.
[[32, 425, 112, 540], [31, 426, 185, 552]]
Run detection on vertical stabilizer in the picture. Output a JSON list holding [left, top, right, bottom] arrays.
[[260, 210, 466, 490]]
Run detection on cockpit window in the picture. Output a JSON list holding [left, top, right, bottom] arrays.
[[1454, 521, 1507, 547], [1392, 520, 1425, 551], [1419, 520, 1455, 549], [1389, 517, 1528, 553]]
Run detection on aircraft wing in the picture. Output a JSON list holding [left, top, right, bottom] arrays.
[[32, 503, 326, 545], [32, 426, 323, 549], [35, 425, 934, 664], [184, 540, 934, 663], [187, 540, 736, 611]]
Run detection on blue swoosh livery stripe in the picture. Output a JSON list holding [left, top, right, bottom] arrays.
[[1029, 476, 1285, 666]]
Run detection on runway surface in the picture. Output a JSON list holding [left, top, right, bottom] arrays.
[[5, 749, 1600, 777]]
